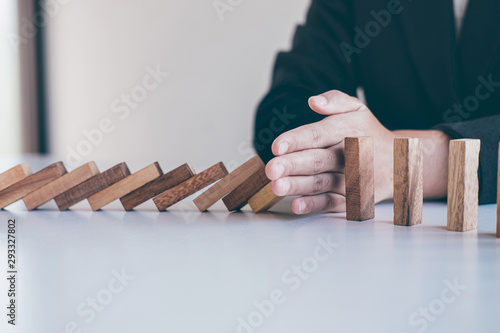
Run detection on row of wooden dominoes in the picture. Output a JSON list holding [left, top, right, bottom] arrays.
[[345, 137, 499, 236], [0, 156, 283, 213]]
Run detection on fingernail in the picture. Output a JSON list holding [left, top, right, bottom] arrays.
[[278, 141, 289, 155], [277, 178, 290, 195], [275, 162, 285, 178], [297, 201, 306, 214], [311, 95, 327, 106]]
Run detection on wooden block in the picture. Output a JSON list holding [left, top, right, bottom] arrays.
[[393, 138, 423, 226], [154, 162, 228, 211], [496, 143, 499, 238], [54, 163, 131, 211], [0, 162, 67, 209], [248, 182, 284, 213], [87, 163, 162, 211], [447, 139, 480, 232], [222, 167, 269, 211], [0, 163, 32, 191], [120, 163, 195, 211], [344, 137, 375, 221], [193, 156, 265, 212], [23, 162, 99, 210]]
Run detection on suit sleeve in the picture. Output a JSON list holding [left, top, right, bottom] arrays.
[[253, 0, 359, 163], [433, 115, 500, 204]]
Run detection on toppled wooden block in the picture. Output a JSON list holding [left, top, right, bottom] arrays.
[[0, 163, 32, 192], [447, 139, 480, 232], [248, 182, 284, 213], [222, 166, 269, 211]]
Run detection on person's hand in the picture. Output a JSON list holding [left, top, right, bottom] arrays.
[[265, 90, 396, 214]]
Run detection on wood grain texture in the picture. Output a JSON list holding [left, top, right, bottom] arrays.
[[447, 139, 480, 232], [120, 163, 195, 211], [497, 143, 499, 238], [0, 162, 67, 209], [344, 137, 375, 221], [0, 163, 33, 191], [248, 182, 284, 213], [393, 138, 423, 226], [55, 163, 131, 211], [193, 155, 265, 212], [222, 167, 269, 211], [154, 162, 228, 211], [23, 162, 99, 210], [88, 163, 162, 211]]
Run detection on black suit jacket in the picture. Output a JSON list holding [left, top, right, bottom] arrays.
[[253, 0, 500, 204]]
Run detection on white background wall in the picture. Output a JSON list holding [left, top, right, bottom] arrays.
[[44, 0, 310, 171]]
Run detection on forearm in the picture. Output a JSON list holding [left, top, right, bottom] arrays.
[[392, 130, 451, 199]]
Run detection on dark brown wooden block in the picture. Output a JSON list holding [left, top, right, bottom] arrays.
[[222, 167, 269, 211], [120, 163, 195, 211], [154, 162, 228, 211], [54, 162, 131, 210], [0, 162, 67, 209]]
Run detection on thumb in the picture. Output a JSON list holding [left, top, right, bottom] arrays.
[[308, 90, 365, 116]]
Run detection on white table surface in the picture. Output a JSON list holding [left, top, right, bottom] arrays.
[[0, 157, 499, 333]]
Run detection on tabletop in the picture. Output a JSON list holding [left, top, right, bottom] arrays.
[[0, 156, 499, 333]]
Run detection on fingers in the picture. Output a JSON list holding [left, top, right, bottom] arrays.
[[266, 147, 344, 180], [272, 173, 345, 197], [291, 193, 346, 214], [308, 90, 365, 116]]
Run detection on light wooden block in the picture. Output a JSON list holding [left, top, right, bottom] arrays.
[[393, 138, 423, 226], [23, 162, 99, 210], [87, 163, 162, 211], [344, 137, 375, 221], [497, 143, 499, 238], [193, 155, 265, 212], [120, 163, 195, 211], [154, 162, 228, 211], [222, 166, 269, 211], [248, 182, 284, 213], [55, 163, 131, 211], [0, 162, 67, 209], [447, 139, 480, 232], [0, 163, 32, 191]]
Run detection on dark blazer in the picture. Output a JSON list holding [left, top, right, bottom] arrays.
[[253, 0, 500, 203]]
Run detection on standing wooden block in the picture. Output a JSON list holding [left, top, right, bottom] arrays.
[[248, 182, 284, 213], [222, 167, 269, 211], [0, 163, 32, 191], [496, 143, 499, 238], [23, 162, 99, 210], [54, 163, 131, 211], [193, 156, 265, 212], [0, 162, 67, 209], [87, 163, 162, 211], [393, 138, 423, 226], [120, 163, 195, 211], [344, 137, 375, 221], [447, 139, 480, 232], [154, 162, 228, 211]]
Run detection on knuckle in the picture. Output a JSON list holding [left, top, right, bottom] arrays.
[[313, 152, 324, 174], [309, 127, 321, 148]]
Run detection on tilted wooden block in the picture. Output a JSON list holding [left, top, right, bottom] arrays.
[[23, 162, 99, 210], [248, 182, 284, 213], [447, 139, 480, 232], [54, 163, 131, 211], [154, 162, 228, 211], [0, 162, 67, 209], [496, 143, 499, 238], [0, 163, 32, 192], [87, 162, 162, 211], [193, 155, 265, 212], [120, 163, 195, 211], [344, 137, 375, 221], [222, 166, 269, 211], [393, 138, 423, 226]]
